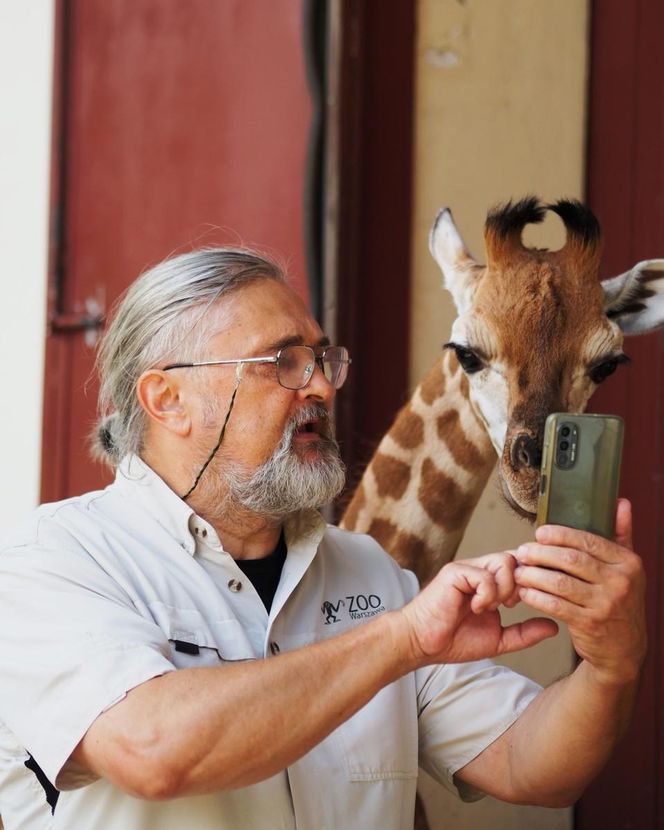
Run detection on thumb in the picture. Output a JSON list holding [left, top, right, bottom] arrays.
[[497, 617, 559, 656], [614, 498, 633, 550]]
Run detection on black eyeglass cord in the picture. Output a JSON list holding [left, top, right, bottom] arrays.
[[181, 376, 241, 501]]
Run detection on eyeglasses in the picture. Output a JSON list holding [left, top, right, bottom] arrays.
[[163, 344, 351, 390]]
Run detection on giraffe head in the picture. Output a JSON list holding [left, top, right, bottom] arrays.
[[430, 196, 664, 518]]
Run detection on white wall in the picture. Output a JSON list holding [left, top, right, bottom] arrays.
[[0, 1, 53, 528]]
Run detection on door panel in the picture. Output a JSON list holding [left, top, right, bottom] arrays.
[[43, 0, 311, 500]]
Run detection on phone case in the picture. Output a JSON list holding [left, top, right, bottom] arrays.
[[536, 413, 624, 538]]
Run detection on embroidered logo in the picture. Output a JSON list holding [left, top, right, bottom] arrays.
[[321, 599, 345, 624], [321, 594, 385, 623]]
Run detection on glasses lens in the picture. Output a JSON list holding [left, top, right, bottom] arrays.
[[276, 345, 350, 390], [277, 345, 316, 390], [321, 346, 350, 389]]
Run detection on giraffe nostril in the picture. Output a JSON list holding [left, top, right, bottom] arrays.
[[510, 434, 542, 471]]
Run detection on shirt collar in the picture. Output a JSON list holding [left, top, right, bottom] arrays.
[[113, 455, 198, 554], [112, 455, 328, 559]]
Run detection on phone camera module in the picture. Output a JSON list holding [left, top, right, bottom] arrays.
[[554, 422, 577, 469]]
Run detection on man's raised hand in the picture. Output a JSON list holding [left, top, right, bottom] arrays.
[[400, 553, 558, 668]]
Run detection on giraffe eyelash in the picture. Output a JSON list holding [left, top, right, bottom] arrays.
[[443, 342, 486, 374], [587, 353, 631, 384]]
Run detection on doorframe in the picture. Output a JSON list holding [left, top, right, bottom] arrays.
[[324, 0, 416, 498]]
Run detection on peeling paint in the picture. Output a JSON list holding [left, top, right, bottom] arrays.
[[424, 48, 461, 69]]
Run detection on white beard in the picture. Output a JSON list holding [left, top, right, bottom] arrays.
[[195, 402, 346, 522]]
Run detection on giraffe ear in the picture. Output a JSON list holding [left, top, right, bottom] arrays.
[[602, 259, 664, 335], [429, 208, 483, 314]]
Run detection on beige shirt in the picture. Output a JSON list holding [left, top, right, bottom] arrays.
[[0, 455, 540, 830]]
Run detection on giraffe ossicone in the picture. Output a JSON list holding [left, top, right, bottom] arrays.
[[341, 196, 664, 585]]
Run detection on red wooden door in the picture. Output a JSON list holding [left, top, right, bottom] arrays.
[[43, 0, 312, 501], [579, 1, 664, 826]]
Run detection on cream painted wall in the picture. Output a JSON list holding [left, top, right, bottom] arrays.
[[410, 1, 590, 827], [0, 2, 53, 530]]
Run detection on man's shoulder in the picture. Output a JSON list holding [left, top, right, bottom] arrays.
[[321, 524, 419, 588], [323, 523, 403, 562], [0, 487, 111, 554]]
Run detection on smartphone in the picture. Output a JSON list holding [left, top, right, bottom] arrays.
[[536, 413, 624, 538]]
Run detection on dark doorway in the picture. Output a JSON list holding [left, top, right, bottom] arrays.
[[577, 1, 664, 827]]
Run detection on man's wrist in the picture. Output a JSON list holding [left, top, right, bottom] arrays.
[[376, 609, 423, 677], [577, 654, 645, 691]]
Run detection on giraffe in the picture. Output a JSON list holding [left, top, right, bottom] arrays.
[[341, 197, 664, 587]]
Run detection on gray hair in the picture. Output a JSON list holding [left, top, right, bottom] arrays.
[[93, 247, 284, 466]]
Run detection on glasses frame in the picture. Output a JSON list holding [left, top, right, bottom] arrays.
[[162, 344, 351, 390]]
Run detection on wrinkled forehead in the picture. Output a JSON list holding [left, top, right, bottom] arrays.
[[202, 278, 323, 353]]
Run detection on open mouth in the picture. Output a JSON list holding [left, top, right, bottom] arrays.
[[297, 420, 318, 433], [294, 419, 324, 440]]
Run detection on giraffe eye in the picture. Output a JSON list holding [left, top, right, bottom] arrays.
[[588, 354, 630, 384], [451, 345, 484, 374]]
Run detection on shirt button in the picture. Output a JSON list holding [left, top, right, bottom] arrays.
[[269, 642, 280, 655], [227, 579, 242, 593]]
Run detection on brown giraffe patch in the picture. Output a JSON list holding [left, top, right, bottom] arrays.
[[372, 453, 411, 500], [342, 482, 366, 530], [419, 361, 446, 405], [367, 518, 398, 551], [436, 410, 487, 472], [390, 530, 434, 570], [391, 405, 425, 450], [418, 457, 476, 531]]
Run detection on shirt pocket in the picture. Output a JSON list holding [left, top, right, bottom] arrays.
[[332, 675, 419, 781], [149, 603, 256, 668]]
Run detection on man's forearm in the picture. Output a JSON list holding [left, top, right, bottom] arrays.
[[72, 551, 562, 800], [74, 610, 413, 799], [460, 658, 641, 806]]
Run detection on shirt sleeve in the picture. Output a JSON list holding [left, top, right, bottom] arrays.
[[416, 659, 541, 801], [0, 538, 177, 790]]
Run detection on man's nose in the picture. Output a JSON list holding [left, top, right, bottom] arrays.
[[297, 361, 336, 402]]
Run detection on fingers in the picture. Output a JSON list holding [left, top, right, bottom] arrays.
[[446, 555, 518, 613], [532, 519, 633, 567], [515, 564, 593, 609], [443, 563, 502, 614], [516, 542, 600, 584]]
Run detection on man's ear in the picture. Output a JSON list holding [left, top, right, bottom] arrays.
[[602, 259, 664, 335], [136, 370, 192, 436]]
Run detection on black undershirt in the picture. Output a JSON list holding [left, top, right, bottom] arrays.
[[235, 532, 287, 611]]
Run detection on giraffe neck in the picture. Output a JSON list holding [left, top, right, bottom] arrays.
[[340, 349, 496, 585]]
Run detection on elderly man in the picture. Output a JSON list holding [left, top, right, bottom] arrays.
[[0, 249, 645, 829]]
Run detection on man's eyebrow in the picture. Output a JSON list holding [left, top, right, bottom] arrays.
[[260, 334, 330, 353]]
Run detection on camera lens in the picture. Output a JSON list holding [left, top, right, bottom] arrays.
[[560, 440, 569, 451], [556, 453, 567, 466], [561, 426, 571, 437]]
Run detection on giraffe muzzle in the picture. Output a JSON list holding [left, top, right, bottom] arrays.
[[509, 432, 542, 472]]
